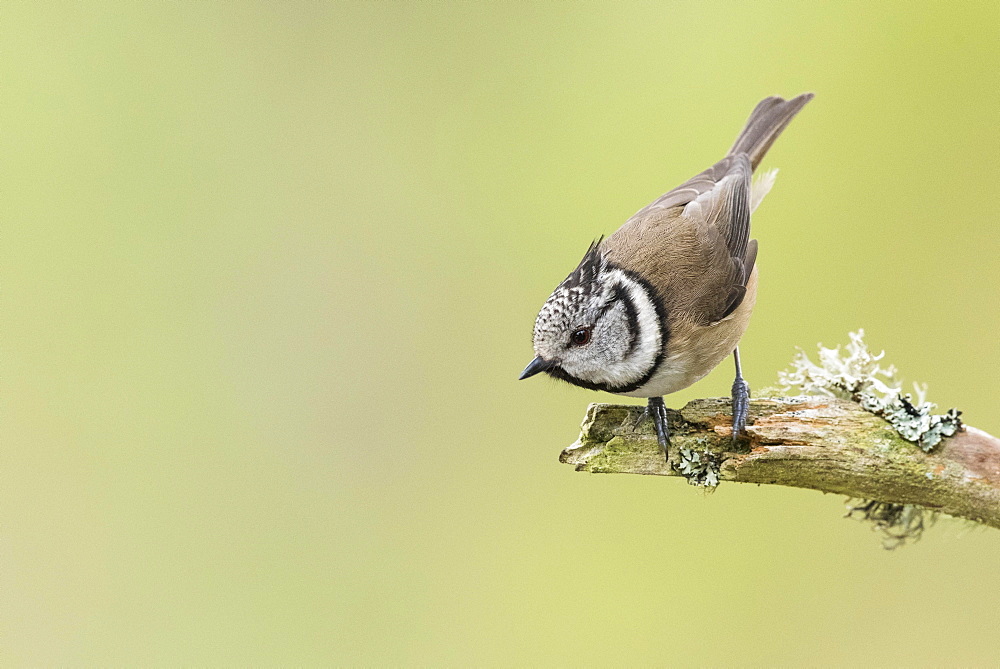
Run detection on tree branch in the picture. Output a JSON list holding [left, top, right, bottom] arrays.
[[560, 397, 1000, 530]]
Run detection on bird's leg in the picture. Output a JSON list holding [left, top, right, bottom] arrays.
[[731, 346, 750, 443], [647, 396, 671, 460]]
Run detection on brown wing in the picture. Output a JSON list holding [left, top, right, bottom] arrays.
[[604, 153, 755, 325], [603, 94, 812, 324]]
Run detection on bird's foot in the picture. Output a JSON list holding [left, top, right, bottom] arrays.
[[731, 376, 750, 444], [647, 396, 671, 461]]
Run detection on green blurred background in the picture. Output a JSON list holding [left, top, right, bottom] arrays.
[[4, 2, 1000, 665]]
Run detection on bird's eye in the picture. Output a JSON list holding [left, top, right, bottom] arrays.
[[570, 328, 591, 346]]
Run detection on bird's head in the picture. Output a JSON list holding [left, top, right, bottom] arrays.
[[520, 240, 665, 394]]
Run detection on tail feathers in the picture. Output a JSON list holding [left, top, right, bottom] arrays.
[[728, 93, 814, 170]]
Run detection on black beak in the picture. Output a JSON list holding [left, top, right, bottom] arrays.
[[519, 356, 552, 380]]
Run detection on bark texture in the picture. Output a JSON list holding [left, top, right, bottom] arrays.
[[560, 397, 1000, 529]]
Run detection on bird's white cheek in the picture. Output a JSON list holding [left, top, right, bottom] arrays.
[[565, 271, 662, 390]]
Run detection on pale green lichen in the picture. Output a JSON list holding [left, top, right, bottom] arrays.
[[845, 499, 938, 550], [780, 331, 960, 549], [778, 329, 963, 452], [674, 448, 721, 488]]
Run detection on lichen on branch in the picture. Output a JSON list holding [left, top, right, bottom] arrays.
[[778, 329, 963, 452], [674, 447, 721, 488], [844, 499, 936, 550]]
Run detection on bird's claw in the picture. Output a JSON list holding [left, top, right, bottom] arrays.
[[631, 407, 650, 431]]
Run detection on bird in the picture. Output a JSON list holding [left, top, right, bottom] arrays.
[[519, 93, 813, 459]]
